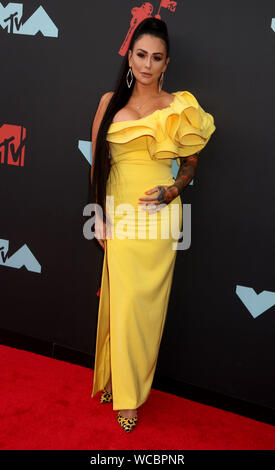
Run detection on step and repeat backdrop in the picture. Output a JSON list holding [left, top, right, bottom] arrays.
[[0, 0, 274, 410]]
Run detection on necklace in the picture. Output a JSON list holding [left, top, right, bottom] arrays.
[[132, 93, 161, 110], [134, 102, 147, 110]]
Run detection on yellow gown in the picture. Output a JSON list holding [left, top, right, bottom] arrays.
[[91, 90, 216, 410]]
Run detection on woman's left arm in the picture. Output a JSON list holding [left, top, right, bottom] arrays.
[[138, 154, 199, 210]]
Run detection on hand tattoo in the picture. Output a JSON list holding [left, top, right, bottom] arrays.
[[138, 154, 199, 212], [157, 185, 179, 204]]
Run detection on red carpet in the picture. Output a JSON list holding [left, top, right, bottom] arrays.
[[0, 344, 274, 450]]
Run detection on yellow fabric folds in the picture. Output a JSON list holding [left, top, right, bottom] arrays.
[[107, 90, 216, 167]]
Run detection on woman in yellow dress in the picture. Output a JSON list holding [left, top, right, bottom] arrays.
[[90, 17, 216, 433]]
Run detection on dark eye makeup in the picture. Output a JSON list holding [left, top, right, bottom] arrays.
[[137, 53, 161, 61]]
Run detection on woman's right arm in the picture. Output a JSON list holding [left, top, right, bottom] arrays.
[[91, 91, 114, 249]]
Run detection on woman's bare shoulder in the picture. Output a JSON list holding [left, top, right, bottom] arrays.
[[101, 91, 114, 105], [94, 92, 114, 120], [92, 92, 114, 137], [161, 91, 175, 104]]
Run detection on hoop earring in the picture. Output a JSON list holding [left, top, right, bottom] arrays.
[[126, 66, 134, 88], [159, 72, 164, 92]]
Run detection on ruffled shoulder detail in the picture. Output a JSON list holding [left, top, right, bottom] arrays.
[[107, 91, 216, 165]]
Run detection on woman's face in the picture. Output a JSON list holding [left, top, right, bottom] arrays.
[[128, 34, 170, 86]]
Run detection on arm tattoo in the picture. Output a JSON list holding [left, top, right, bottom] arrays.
[[173, 155, 199, 195], [156, 154, 199, 204]]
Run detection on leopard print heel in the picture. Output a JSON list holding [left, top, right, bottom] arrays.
[[117, 411, 138, 432], [100, 387, 113, 403]]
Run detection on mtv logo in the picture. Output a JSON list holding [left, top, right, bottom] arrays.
[[0, 123, 26, 166], [0, 239, 41, 273], [236, 285, 275, 318], [0, 3, 58, 37]]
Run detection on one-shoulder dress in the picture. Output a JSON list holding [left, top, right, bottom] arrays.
[[91, 90, 216, 410]]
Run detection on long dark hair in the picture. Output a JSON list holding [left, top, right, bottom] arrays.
[[90, 17, 170, 224]]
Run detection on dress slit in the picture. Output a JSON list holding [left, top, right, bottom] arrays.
[[91, 241, 111, 398]]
